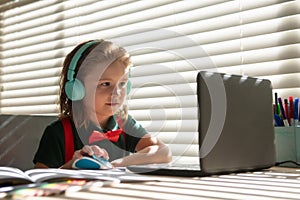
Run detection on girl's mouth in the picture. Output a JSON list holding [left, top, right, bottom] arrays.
[[106, 102, 119, 106]]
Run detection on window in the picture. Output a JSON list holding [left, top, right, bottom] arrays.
[[1, 0, 299, 162]]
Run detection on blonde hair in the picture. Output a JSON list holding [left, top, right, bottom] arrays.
[[59, 39, 132, 129]]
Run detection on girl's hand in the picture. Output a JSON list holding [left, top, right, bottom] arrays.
[[79, 145, 109, 160], [61, 145, 109, 169]]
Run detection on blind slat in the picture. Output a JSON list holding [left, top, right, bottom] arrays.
[[154, 132, 198, 144], [0, 59, 63, 74], [0, 86, 59, 99], [1, 77, 60, 91], [261, 73, 300, 89], [1, 68, 61, 82], [138, 120, 198, 132], [0, 105, 58, 115], [131, 43, 300, 66], [1, 95, 58, 107], [168, 144, 199, 157], [130, 107, 198, 121], [217, 58, 300, 77], [273, 88, 300, 100], [128, 95, 197, 110], [130, 83, 196, 99]]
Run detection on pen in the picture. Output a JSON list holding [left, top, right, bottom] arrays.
[[274, 93, 280, 115], [295, 97, 299, 126], [278, 97, 289, 127], [294, 97, 300, 126], [289, 96, 294, 126], [274, 114, 283, 126], [284, 99, 290, 126]]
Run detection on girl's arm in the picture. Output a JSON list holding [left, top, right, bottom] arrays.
[[111, 134, 172, 167], [34, 145, 109, 169]]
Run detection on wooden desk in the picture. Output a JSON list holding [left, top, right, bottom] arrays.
[[7, 167, 300, 200]]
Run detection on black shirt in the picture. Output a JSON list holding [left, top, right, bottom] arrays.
[[33, 115, 147, 168]]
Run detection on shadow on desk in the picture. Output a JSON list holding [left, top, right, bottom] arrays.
[[65, 167, 300, 200], [5, 167, 298, 200]]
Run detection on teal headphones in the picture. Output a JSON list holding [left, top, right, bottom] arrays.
[[65, 40, 132, 101]]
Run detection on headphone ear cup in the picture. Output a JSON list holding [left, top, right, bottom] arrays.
[[65, 78, 86, 101], [126, 80, 132, 95]]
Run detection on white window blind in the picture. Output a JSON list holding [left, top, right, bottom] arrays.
[[1, 0, 299, 163]]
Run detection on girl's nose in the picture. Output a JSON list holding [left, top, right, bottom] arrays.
[[112, 86, 122, 96]]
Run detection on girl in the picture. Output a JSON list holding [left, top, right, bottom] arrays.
[[33, 39, 172, 169]]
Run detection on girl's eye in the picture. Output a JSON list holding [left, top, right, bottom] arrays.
[[98, 82, 110, 87], [119, 82, 127, 88]]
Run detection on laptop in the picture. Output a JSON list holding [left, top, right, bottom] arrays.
[[127, 71, 276, 177]]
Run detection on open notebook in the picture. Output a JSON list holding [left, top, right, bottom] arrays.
[[127, 71, 276, 176]]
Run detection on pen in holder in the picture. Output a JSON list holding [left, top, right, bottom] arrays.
[[274, 126, 300, 167]]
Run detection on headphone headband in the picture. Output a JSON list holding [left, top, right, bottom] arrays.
[[67, 40, 101, 81]]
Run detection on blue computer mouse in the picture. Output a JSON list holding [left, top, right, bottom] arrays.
[[72, 155, 113, 170]]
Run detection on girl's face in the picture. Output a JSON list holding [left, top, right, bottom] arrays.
[[85, 59, 130, 124]]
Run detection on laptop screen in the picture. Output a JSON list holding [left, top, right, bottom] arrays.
[[197, 71, 275, 174]]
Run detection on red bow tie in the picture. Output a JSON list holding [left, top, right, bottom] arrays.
[[89, 129, 123, 144]]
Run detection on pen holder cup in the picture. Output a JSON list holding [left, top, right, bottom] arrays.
[[274, 126, 300, 167]]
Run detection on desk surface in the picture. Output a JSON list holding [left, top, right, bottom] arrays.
[[5, 167, 300, 200]]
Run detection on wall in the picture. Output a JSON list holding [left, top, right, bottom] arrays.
[[0, 115, 56, 170]]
